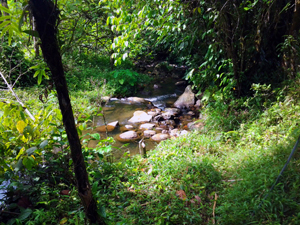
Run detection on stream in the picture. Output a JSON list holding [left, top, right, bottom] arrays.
[[86, 78, 190, 159]]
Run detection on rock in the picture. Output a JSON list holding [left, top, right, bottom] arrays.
[[151, 133, 170, 142], [187, 121, 205, 131], [164, 108, 181, 115], [161, 112, 175, 120], [96, 121, 119, 132], [174, 85, 195, 109], [129, 111, 153, 123], [175, 81, 186, 86], [187, 111, 195, 116], [117, 131, 138, 142], [170, 129, 180, 137], [108, 121, 119, 127], [195, 99, 201, 107], [101, 96, 110, 102], [139, 123, 156, 130], [127, 97, 145, 103], [144, 130, 156, 138], [147, 111, 158, 117], [125, 124, 134, 129], [179, 130, 189, 136], [120, 124, 134, 132]]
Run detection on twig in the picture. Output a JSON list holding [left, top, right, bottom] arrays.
[[0, 210, 20, 215], [212, 193, 218, 224], [0, 71, 35, 121]]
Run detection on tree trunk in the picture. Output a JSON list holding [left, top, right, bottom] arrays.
[[28, 1, 106, 224], [0, 0, 8, 16]]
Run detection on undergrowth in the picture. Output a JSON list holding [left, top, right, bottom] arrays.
[[1, 79, 300, 224]]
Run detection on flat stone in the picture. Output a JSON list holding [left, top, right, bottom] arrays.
[[151, 133, 170, 142], [139, 123, 156, 130], [116, 131, 138, 142], [128, 111, 153, 123], [144, 130, 156, 138], [96, 125, 116, 132]]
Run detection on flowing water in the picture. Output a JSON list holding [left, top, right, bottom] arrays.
[[86, 78, 186, 159]]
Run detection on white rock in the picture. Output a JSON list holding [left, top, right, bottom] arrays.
[[151, 133, 170, 142], [144, 130, 156, 138], [129, 111, 153, 123]]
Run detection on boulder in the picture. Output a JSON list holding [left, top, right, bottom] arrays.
[[174, 85, 195, 109], [101, 96, 110, 102], [117, 131, 138, 142], [96, 120, 119, 132], [144, 130, 156, 138], [120, 124, 134, 132], [151, 133, 170, 142], [128, 111, 152, 123], [139, 123, 156, 130]]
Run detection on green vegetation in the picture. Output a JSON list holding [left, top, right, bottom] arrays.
[[1, 0, 300, 224]]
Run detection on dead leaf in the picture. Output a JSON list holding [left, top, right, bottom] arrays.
[[176, 190, 187, 200], [195, 195, 202, 204], [60, 190, 70, 195]]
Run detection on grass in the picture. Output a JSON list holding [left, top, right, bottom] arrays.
[[1, 69, 300, 224], [91, 84, 300, 224]]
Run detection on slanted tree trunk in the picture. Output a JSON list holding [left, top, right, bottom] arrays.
[[29, 0, 106, 224]]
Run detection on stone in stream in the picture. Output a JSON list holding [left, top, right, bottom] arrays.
[[127, 97, 146, 103], [139, 123, 156, 130], [96, 121, 119, 132], [151, 133, 170, 142], [144, 130, 156, 138], [174, 85, 195, 109], [116, 130, 139, 142], [128, 111, 152, 123], [120, 124, 135, 132], [164, 108, 181, 115]]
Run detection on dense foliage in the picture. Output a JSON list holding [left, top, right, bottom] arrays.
[[1, 0, 300, 224]]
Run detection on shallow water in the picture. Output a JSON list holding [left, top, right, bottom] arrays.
[[86, 79, 186, 159]]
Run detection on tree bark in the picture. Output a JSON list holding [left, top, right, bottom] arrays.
[[0, 0, 8, 16], [28, 0, 106, 224]]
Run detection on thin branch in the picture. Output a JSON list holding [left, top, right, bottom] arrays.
[[0, 71, 35, 121]]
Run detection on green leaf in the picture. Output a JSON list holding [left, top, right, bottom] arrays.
[[23, 30, 39, 37], [33, 70, 40, 78], [18, 208, 32, 220], [0, 15, 10, 21], [92, 181, 99, 194], [22, 156, 35, 170], [39, 140, 48, 149], [26, 147, 37, 155], [98, 206, 106, 218], [15, 158, 23, 171], [89, 133, 101, 140], [119, 79, 124, 85], [0, 20, 10, 29], [18, 5, 30, 31], [0, 5, 12, 14], [38, 73, 42, 85]]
